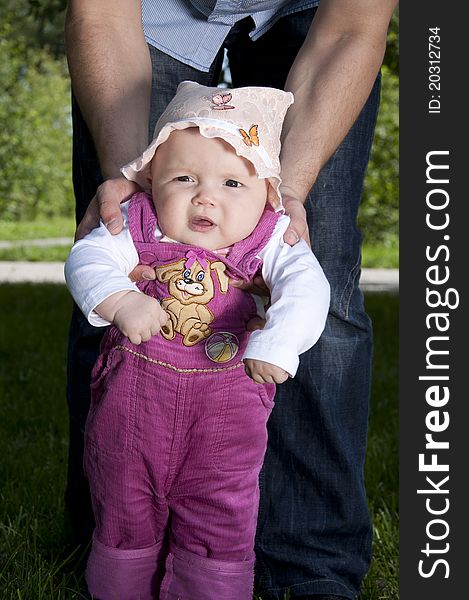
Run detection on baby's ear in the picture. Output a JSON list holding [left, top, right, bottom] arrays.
[[266, 182, 281, 211]]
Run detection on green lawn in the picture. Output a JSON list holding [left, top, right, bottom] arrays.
[[362, 238, 399, 269], [0, 218, 75, 241], [0, 246, 72, 262], [361, 293, 399, 599], [0, 285, 398, 598]]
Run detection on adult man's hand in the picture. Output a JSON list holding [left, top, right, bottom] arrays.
[[282, 195, 310, 247], [75, 177, 141, 241], [75, 177, 156, 282]]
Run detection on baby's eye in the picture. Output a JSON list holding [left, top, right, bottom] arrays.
[[225, 179, 242, 188], [176, 175, 193, 182]]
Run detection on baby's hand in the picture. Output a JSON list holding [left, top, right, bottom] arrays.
[[244, 359, 289, 384], [97, 291, 168, 345]]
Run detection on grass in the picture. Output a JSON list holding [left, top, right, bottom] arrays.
[[360, 292, 399, 599], [0, 218, 74, 262], [0, 285, 398, 598], [0, 246, 72, 262], [0, 218, 75, 241], [0, 284, 87, 598], [362, 238, 399, 269], [0, 218, 399, 268]]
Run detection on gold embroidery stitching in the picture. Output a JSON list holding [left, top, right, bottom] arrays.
[[155, 255, 229, 347], [114, 345, 243, 374]]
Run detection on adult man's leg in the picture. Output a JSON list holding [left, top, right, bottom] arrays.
[[65, 45, 224, 545], [227, 10, 380, 599], [65, 95, 104, 544], [254, 89, 379, 596]]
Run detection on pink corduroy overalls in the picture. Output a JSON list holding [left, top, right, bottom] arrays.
[[85, 192, 280, 600]]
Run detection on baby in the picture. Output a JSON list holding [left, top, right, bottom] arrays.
[[65, 81, 330, 600]]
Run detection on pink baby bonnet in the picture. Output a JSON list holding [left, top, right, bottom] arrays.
[[121, 81, 294, 211]]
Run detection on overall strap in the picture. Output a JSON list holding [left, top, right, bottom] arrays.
[[127, 192, 158, 243], [226, 206, 281, 279]]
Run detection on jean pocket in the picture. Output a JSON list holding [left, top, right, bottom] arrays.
[[257, 382, 276, 410], [86, 348, 137, 458], [210, 374, 273, 473], [90, 348, 116, 392]]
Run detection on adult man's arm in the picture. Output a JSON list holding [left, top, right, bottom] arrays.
[[280, 0, 398, 245], [65, 0, 151, 236]]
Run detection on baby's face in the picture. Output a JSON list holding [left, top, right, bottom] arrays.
[[150, 128, 268, 250]]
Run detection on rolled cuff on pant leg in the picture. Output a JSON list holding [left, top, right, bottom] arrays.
[[160, 545, 255, 600], [86, 533, 165, 600]]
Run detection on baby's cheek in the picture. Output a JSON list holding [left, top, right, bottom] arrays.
[[239, 213, 261, 240], [157, 211, 179, 239]]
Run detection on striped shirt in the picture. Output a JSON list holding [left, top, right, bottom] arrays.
[[141, 0, 319, 71]]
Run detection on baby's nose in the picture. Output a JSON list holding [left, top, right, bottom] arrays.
[[192, 189, 215, 206]]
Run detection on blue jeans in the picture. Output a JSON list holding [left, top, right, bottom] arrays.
[[66, 8, 380, 599]]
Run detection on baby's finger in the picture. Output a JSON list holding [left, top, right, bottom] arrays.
[[159, 311, 169, 326], [246, 316, 266, 332], [274, 371, 289, 384], [140, 329, 153, 343], [230, 274, 269, 297], [128, 332, 142, 345], [151, 321, 162, 335], [129, 265, 157, 283]]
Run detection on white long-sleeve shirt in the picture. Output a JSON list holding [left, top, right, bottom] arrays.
[[65, 201, 330, 377]]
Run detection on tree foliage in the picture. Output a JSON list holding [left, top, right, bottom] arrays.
[[0, 18, 73, 220], [360, 66, 399, 244], [2, 0, 67, 55], [383, 7, 399, 75], [357, 7, 398, 245]]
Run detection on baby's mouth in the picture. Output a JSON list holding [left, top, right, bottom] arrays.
[[189, 216, 216, 232]]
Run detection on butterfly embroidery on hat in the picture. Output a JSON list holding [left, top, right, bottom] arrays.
[[239, 125, 259, 147], [211, 93, 235, 110]]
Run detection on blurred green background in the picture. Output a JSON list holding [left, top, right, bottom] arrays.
[[0, 1, 398, 266]]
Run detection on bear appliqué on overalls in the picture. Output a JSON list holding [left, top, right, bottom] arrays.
[[155, 250, 229, 347]]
